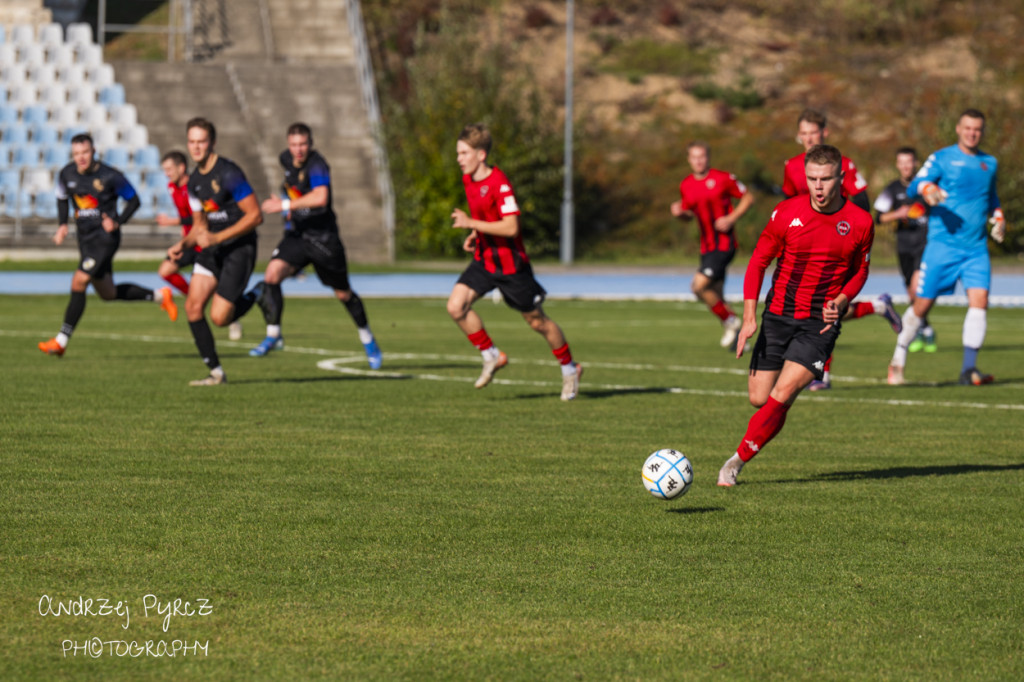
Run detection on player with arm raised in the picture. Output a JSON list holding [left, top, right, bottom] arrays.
[[718, 145, 875, 487], [250, 123, 382, 368], [446, 123, 582, 400], [669, 141, 754, 351], [887, 108, 1004, 386], [39, 133, 177, 357], [873, 147, 935, 356], [782, 108, 900, 390], [168, 118, 263, 386]]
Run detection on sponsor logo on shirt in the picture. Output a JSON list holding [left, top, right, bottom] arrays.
[[789, 218, 803, 227], [499, 184, 510, 193]]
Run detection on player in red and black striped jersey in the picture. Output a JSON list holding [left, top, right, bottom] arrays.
[[781, 109, 901, 390], [446, 124, 582, 400], [670, 141, 754, 350], [717, 145, 875, 487], [155, 150, 196, 295], [38, 133, 178, 357]]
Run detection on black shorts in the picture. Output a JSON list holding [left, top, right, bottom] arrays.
[[897, 249, 924, 288], [77, 226, 120, 279], [698, 249, 735, 282], [271, 230, 350, 291], [170, 248, 198, 269], [195, 235, 257, 302], [457, 259, 547, 313], [749, 311, 840, 380]]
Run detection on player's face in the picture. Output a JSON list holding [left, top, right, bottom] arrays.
[[955, 115, 985, 153], [288, 133, 311, 166], [805, 161, 843, 211], [71, 141, 94, 173], [187, 126, 213, 165], [161, 159, 185, 184], [797, 121, 826, 150], [895, 152, 916, 182], [456, 140, 486, 177], [687, 146, 710, 176]]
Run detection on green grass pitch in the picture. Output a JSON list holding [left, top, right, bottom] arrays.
[[2, 294, 1022, 680]]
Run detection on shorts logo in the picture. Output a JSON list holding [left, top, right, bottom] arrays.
[[813, 360, 824, 370], [702, 267, 714, 277], [82, 257, 96, 271], [836, 220, 851, 236]]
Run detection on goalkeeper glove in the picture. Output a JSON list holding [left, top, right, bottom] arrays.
[[989, 208, 1005, 243], [919, 182, 947, 206]]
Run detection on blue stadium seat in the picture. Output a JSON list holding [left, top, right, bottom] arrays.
[[133, 194, 156, 220], [0, 142, 11, 165], [98, 83, 125, 107], [0, 169, 20, 191], [60, 126, 89, 143], [2, 190, 33, 218], [32, 123, 60, 145], [2, 122, 30, 144], [42, 143, 69, 167], [12, 143, 42, 166], [23, 104, 49, 125], [102, 147, 131, 168], [133, 144, 161, 168], [0, 106, 18, 125], [34, 190, 59, 219], [124, 169, 144, 190], [145, 170, 167, 191]]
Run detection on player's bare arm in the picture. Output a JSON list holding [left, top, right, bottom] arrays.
[[101, 212, 119, 233], [451, 209, 519, 238], [52, 223, 69, 245], [462, 231, 477, 253], [155, 213, 181, 227], [714, 192, 755, 232], [670, 200, 693, 220], [879, 205, 911, 223], [262, 185, 327, 214], [736, 298, 758, 359]]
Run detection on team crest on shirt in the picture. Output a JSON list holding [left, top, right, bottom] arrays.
[[299, 170, 306, 183], [980, 162, 988, 171], [836, 220, 851, 236], [705, 178, 716, 189], [480, 186, 489, 196], [93, 178, 103, 191], [211, 179, 220, 193]]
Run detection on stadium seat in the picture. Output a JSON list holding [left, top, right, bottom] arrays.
[[144, 169, 166, 191], [66, 23, 93, 46], [57, 62, 86, 85], [133, 144, 160, 168], [92, 125, 118, 149], [98, 83, 125, 107], [23, 104, 49, 126], [22, 168, 53, 193], [38, 23, 64, 48], [39, 84, 68, 112], [0, 85, 6, 106], [10, 24, 36, 46], [133, 195, 156, 220], [60, 126, 88, 143], [12, 143, 42, 166], [105, 147, 132, 169], [28, 63, 58, 88], [67, 84, 97, 109], [89, 64, 116, 89], [2, 122, 30, 144], [0, 106, 18, 125], [0, 24, 6, 44], [48, 43, 75, 69], [42, 143, 68, 167], [0, 142, 11, 165], [19, 43, 46, 67], [32, 124, 60, 146], [33, 190, 59, 219], [76, 43, 103, 68], [110, 103, 138, 128], [0, 169, 20, 192], [8, 83, 38, 108], [79, 106, 108, 129], [49, 106, 78, 130], [122, 125, 149, 151], [124, 169, 144, 188], [2, 190, 33, 218]]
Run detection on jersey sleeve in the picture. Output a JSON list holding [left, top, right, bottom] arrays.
[[726, 174, 746, 200], [113, 170, 137, 201], [307, 157, 331, 189], [496, 178, 520, 217], [743, 206, 785, 300], [54, 169, 68, 200], [781, 161, 798, 197], [872, 186, 893, 214], [988, 160, 1001, 213], [223, 165, 254, 203], [843, 160, 868, 197], [908, 152, 941, 198]]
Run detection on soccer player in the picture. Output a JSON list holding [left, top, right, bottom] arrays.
[[669, 141, 754, 350], [717, 145, 874, 487], [38, 133, 177, 357], [874, 147, 935, 354], [782, 108, 900, 390], [156, 150, 243, 341], [446, 123, 582, 400], [887, 108, 1004, 386], [252, 122, 382, 368], [168, 118, 263, 386]]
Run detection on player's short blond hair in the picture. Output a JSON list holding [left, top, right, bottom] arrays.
[[459, 124, 492, 155]]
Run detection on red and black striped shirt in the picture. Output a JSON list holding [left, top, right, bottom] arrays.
[[744, 195, 874, 320], [463, 167, 529, 275], [678, 168, 746, 254]]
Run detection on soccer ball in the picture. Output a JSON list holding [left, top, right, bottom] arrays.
[[642, 449, 693, 500]]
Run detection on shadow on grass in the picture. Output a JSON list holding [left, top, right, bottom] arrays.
[[770, 462, 1024, 484], [513, 387, 676, 400], [666, 506, 725, 515], [232, 374, 412, 385]]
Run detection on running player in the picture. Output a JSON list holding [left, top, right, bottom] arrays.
[[38, 133, 177, 357], [718, 145, 875, 487], [447, 123, 582, 400], [156, 150, 243, 341], [887, 108, 1004, 386], [782, 108, 900, 390], [168, 118, 263, 386], [669, 141, 754, 350], [251, 122, 382, 368], [874, 147, 934, 354]]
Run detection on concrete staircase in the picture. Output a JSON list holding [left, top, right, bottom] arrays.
[[114, 0, 389, 263]]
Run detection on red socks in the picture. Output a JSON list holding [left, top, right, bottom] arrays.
[[467, 329, 494, 351], [552, 343, 573, 366], [849, 301, 875, 319], [710, 300, 733, 322], [736, 396, 790, 462], [163, 273, 189, 295]]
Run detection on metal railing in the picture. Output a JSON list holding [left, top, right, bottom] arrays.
[[345, 0, 395, 262]]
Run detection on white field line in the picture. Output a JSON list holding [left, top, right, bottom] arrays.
[[4, 329, 1022, 410]]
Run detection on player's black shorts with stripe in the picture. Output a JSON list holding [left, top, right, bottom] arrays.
[[698, 249, 735, 282], [195, 235, 257, 302], [271, 230, 351, 291], [77, 226, 121, 279], [457, 259, 547, 313], [749, 310, 840, 380], [897, 247, 925, 288]]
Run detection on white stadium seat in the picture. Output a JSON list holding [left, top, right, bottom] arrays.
[[28, 63, 58, 88], [49, 105, 78, 130], [22, 168, 53, 193], [39, 83, 69, 111], [87, 63, 115, 89], [18, 43, 46, 66], [91, 124, 118, 149], [0, 44, 17, 68], [8, 83, 38, 107], [58, 63, 86, 85], [122, 125, 149, 151], [110, 103, 137, 128], [10, 24, 36, 46], [79, 106, 108, 129], [76, 43, 103, 68], [67, 83, 97, 108], [66, 23, 93, 46], [47, 43, 76, 69], [38, 23, 64, 47]]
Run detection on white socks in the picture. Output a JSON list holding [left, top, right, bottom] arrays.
[[892, 308, 923, 367], [963, 307, 986, 349]]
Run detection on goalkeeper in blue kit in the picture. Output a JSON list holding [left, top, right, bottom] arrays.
[[887, 109, 1006, 386]]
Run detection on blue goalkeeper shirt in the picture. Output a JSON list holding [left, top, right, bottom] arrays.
[[908, 144, 999, 251]]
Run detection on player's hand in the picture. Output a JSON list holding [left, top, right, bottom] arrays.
[[261, 196, 283, 214], [989, 208, 1006, 244], [155, 213, 177, 227], [820, 298, 844, 333], [52, 223, 68, 245], [452, 208, 473, 229], [167, 242, 183, 261], [735, 319, 756, 359], [713, 216, 734, 233], [919, 182, 947, 207], [462, 232, 477, 253], [101, 212, 119, 232], [194, 230, 217, 249], [670, 201, 693, 220]]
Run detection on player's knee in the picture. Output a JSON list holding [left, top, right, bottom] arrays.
[[335, 289, 352, 303], [209, 309, 231, 327], [526, 314, 548, 333], [446, 298, 468, 321], [749, 394, 768, 409]]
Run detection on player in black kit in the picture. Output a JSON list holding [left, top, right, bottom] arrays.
[[168, 118, 263, 386], [250, 122, 382, 368], [873, 147, 936, 353], [39, 133, 178, 357]]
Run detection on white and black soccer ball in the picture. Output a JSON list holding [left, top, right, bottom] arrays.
[[642, 449, 693, 500]]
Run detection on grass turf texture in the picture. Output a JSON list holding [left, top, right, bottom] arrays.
[[1, 295, 1022, 680]]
